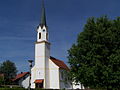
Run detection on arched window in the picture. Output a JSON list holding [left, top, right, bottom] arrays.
[[39, 33, 41, 39]]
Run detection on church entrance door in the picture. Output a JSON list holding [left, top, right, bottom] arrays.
[[34, 79, 44, 88], [35, 83, 43, 88]]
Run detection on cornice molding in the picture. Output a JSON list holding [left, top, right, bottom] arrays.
[[35, 41, 51, 45]]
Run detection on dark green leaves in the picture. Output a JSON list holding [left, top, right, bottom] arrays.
[[68, 16, 120, 89], [0, 60, 17, 85]]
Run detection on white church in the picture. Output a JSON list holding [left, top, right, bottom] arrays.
[[13, 0, 84, 89], [31, 0, 72, 89]]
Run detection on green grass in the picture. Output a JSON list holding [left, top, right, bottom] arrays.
[[0, 88, 26, 90]]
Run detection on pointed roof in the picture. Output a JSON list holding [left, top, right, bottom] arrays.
[[40, 0, 47, 28], [12, 72, 29, 81], [50, 56, 70, 71]]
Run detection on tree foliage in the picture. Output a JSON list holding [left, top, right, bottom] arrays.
[[68, 16, 120, 89], [0, 60, 17, 84], [0, 74, 4, 86]]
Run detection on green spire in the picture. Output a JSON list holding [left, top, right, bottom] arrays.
[[40, 0, 47, 28]]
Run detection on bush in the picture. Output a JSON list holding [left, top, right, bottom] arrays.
[[0, 88, 26, 90]]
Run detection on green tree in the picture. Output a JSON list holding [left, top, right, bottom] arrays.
[[0, 60, 17, 84], [68, 16, 120, 89], [0, 74, 4, 86]]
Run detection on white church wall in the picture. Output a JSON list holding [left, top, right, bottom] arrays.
[[49, 59, 60, 89], [31, 65, 46, 88], [45, 42, 50, 88], [17, 74, 29, 89], [21, 75, 30, 89], [34, 42, 48, 88], [31, 66, 36, 88], [35, 43, 46, 67], [35, 44, 45, 75]]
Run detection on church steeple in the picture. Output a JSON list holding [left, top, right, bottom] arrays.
[[40, 0, 47, 28], [37, 0, 48, 42]]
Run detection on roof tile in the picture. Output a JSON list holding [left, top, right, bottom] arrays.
[[50, 56, 69, 71], [12, 72, 29, 81], [34, 79, 44, 83]]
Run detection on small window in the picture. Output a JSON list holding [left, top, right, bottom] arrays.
[[39, 33, 41, 39], [43, 29, 45, 32]]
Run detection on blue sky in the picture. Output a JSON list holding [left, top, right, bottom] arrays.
[[0, 0, 120, 72]]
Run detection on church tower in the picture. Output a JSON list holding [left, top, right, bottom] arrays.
[[37, 0, 48, 42], [31, 0, 50, 88]]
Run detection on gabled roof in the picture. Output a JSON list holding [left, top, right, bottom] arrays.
[[12, 72, 29, 81], [50, 56, 69, 71]]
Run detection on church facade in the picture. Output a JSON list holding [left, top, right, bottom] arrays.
[[31, 1, 72, 89], [12, 0, 84, 89]]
